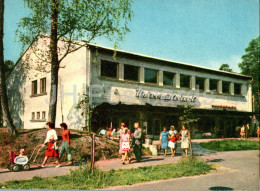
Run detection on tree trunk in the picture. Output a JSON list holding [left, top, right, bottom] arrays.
[[48, 0, 59, 124], [0, 0, 16, 134]]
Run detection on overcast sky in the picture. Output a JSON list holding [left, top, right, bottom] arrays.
[[4, 0, 259, 73]]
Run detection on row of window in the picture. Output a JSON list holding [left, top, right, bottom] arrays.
[[32, 78, 47, 96], [32, 111, 46, 120], [100, 60, 243, 95]]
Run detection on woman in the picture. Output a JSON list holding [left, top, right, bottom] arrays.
[[59, 123, 73, 165], [160, 127, 169, 156], [180, 125, 190, 157], [240, 125, 245, 139], [119, 122, 127, 156], [121, 128, 131, 164], [40, 122, 61, 167]]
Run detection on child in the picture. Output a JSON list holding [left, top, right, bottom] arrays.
[[240, 125, 245, 139], [168, 132, 179, 157]]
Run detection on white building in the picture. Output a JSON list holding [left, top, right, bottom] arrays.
[[8, 37, 252, 137]]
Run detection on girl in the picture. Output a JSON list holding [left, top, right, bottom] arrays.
[[59, 123, 73, 165], [121, 128, 131, 164], [160, 127, 170, 157], [240, 125, 245, 139], [168, 132, 179, 157], [180, 125, 190, 157], [40, 122, 61, 167]]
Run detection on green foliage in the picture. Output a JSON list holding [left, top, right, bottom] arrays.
[[1, 157, 212, 190], [219, 63, 233, 72], [200, 140, 260, 151], [238, 36, 260, 112], [179, 105, 200, 128], [3, 60, 15, 78]]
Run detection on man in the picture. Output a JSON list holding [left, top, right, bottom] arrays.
[[133, 122, 142, 162]]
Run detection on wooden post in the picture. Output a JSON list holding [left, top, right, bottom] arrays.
[[91, 133, 95, 173]]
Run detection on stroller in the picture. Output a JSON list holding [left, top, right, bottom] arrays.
[[7, 145, 43, 172]]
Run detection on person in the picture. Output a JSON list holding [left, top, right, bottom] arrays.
[[180, 125, 190, 157], [245, 123, 249, 139], [168, 132, 179, 157], [240, 125, 245, 139], [119, 122, 127, 156], [40, 122, 61, 168], [19, 149, 25, 156], [160, 127, 169, 157], [133, 122, 142, 162], [121, 128, 131, 164], [257, 126, 260, 139], [59, 123, 73, 165], [169, 125, 178, 135]]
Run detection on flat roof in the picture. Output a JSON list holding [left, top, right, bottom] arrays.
[[87, 43, 252, 80]]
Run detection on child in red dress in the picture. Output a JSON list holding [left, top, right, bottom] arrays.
[[168, 132, 179, 157]]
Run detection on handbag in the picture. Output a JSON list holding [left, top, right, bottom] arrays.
[[158, 144, 161, 150]]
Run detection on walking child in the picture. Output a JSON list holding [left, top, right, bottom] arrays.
[[168, 132, 179, 157]]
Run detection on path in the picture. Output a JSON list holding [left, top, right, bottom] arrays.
[[103, 150, 260, 190]]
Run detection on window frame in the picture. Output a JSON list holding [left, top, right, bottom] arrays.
[[222, 81, 230, 94], [32, 112, 35, 120], [124, 64, 140, 82], [195, 77, 205, 91], [163, 71, 175, 86], [100, 60, 119, 79], [180, 74, 191, 89], [31, 80, 37, 95], [144, 68, 158, 84], [40, 78, 47, 94], [234, 83, 242, 95]]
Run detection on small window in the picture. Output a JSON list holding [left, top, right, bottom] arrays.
[[32, 80, 37, 95], [222, 81, 230, 94], [163, 71, 175, 86], [42, 111, 46, 119], [145, 68, 158, 84], [234, 83, 241, 95], [101, 60, 118, 78], [210, 79, 218, 92], [180, 74, 190, 88], [40, 78, 46, 94], [32, 112, 35, 120], [196, 77, 205, 91], [37, 112, 40, 120], [124, 64, 139, 81]]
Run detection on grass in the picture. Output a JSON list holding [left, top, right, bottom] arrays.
[[0, 157, 212, 190], [200, 139, 260, 151]]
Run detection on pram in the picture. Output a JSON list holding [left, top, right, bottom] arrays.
[[7, 145, 43, 172]]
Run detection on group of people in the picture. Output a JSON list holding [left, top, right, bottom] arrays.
[[240, 124, 260, 139], [160, 125, 190, 157], [118, 122, 142, 164], [39, 122, 73, 168]]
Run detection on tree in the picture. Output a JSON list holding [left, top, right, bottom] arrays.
[[0, 0, 16, 134], [17, 0, 133, 125], [179, 105, 200, 157], [4, 60, 15, 78], [219, 63, 233, 72], [238, 36, 260, 113]]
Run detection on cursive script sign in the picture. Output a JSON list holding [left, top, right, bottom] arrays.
[[135, 89, 197, 103]]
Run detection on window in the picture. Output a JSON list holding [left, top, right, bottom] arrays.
[[32, 80, 37, 95], [222, 81, 230, 94], [37, 112, 40, 120], [145, 68, 158, 84], [124, 64, 139, 81], [42, 111, 46, 120], [180, 74, 190, 88], [163, 71, 175, 86], [32, 112, 35, 120], [196, 77, 205, 91], [101, 60, 118, 78], [234, 83, 242, 95], [40, 78, 46, 94], [210, 79, 218, 92]]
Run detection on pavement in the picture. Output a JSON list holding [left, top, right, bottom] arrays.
[[0, 138, 259, 191]]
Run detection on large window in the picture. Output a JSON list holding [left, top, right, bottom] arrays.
[[234, 83, 242, 95], [210, 79, 218, 92], [40, 78, 46, 94], [180, 74, 190, 88], [222, 81, 230, 94], [163, 71, 175, 86], [124, 64, 139, 81], [196, 77, 205, 91], [32, 80, 37, 95], [145, 68, 158, 84], [101, 60, 118, 78]]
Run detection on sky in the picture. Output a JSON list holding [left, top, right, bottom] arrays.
[[4, 0, 259, 73]]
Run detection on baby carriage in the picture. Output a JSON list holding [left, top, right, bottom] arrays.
[[7, 145, 43, 172]]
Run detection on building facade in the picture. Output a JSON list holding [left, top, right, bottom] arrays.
[[8, 37, 253, 137]]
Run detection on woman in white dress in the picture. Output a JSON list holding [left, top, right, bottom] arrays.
[[180, 125, 190, 157]]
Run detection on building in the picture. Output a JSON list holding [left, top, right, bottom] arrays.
[[8, 37, 253, 138]]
